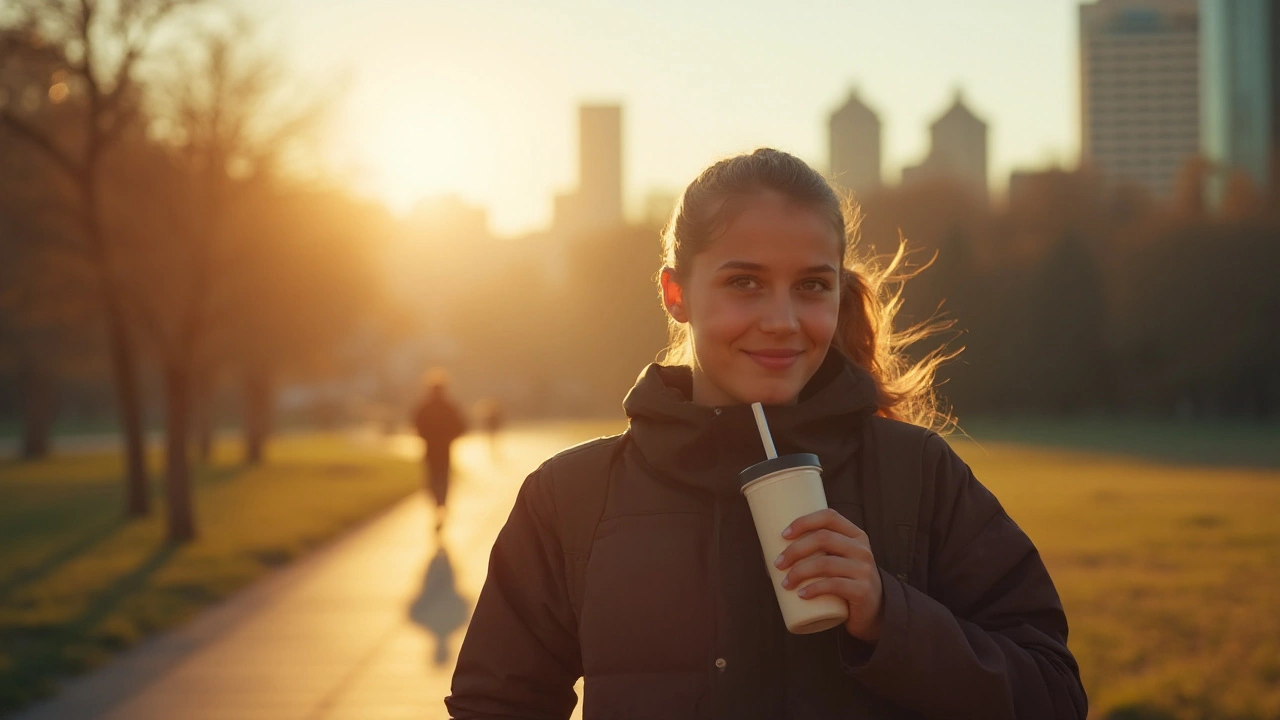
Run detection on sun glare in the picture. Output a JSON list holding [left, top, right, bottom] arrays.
[[350, 107, 472, 215]]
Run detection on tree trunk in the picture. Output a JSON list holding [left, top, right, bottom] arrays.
[[193, 362, 214, 463], [243, 365, 272, 465], [82, 154, 151, 518], [164, 361, 197, 543], [103, 287, 152, 518], [19, 353, 55, 461]]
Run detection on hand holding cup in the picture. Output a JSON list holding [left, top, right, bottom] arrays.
[[775, 509, 885, 643], [741, 404, 850, 634]]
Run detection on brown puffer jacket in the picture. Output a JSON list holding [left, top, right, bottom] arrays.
[[447, 352, 1088, 719]]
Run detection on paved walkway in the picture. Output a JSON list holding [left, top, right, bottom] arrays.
[[15, 429, 599, 720]]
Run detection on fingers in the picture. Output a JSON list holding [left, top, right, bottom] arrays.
[[775, 509, 872, 572], [790, 575, 871, 602], [782, 507, 865, 542], [780, 551, 874, 590], [774, 528, 872, 571]]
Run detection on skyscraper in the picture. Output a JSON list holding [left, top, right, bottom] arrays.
[[1200, 0, 1280, 198], [578, 104, 624, 231], [901, 92, 989, 198], [828, 90, 882, 197], [1079, 0, 1200, 199]]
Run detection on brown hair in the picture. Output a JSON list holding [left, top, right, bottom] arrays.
[[659, 148, 957, 431]]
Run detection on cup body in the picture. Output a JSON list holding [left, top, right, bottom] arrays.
[[740, 454, 849, 634]]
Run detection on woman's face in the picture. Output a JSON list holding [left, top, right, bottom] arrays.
[[662, 190, 843, 406]]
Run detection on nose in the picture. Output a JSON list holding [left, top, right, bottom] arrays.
[[758, 290, 800, 334]]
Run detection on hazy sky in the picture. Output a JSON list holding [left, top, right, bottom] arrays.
[[272, 0, 1082, 236]]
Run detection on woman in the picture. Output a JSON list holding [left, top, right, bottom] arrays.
[[446, 149, 1087, 719]]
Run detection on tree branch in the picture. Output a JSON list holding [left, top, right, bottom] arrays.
[[76, 0, 101, 101], [0, 110, 84, 182]]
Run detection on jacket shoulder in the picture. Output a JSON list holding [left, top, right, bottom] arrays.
[[869, 415, 945, 467], [869, 415, 957, 463], [870, 415, 939, 440], [539, 433, 627, 484], [536, 433, 626, 560], [550, 432, 627, 460], [527, 433, 626, 487]]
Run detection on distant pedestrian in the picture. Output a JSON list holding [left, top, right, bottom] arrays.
[[413, 369, 467, 533]]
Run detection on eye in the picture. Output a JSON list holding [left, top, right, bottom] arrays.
[[728, 275, 762, 291], [799, 278, 833, 293]]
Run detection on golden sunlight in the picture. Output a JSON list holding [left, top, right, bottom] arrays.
[[347, 105, 473, 215]]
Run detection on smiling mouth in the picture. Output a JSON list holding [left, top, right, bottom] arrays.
[[743, 350, 803, 371]]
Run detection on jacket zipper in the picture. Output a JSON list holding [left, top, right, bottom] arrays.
[[709, 492, 724, 716], [708, 407, 726, 717]]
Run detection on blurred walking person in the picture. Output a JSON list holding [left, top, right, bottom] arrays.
[[413, 369, 467, 533]]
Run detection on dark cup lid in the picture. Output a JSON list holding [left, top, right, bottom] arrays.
[[738, 453, 822, 489]]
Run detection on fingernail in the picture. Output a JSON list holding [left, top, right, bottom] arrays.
[[798, 587, 809, 598], [781, 576, 791, 589], [774, 554, 785, 568], [781, 525, 794, 539]]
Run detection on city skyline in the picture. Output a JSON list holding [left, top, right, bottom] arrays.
[[271, 0, 1083, 235]]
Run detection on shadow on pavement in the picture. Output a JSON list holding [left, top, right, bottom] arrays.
[[408, 546, 472, 667]]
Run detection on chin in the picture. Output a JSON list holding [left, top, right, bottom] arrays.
[[735, 379, 805, 406]]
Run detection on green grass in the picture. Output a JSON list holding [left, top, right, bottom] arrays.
[[951, 438, 1280, 720], [0, 435, 419, 715]]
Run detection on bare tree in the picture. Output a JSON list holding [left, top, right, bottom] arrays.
[[0, 0, 204, 517], [113, 15, 332, 540], [0, 32, 78, 460]]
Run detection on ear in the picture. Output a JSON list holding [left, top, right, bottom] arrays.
[[659, 266, 689, 323]]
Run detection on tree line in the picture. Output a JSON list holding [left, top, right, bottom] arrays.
[[1, 0, 392, 542], [855, 168, 1280, 421]]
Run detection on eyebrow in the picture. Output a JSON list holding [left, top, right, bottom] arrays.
[[716, 260, 839, 274]]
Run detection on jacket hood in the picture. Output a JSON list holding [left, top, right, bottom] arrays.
[[622, 349, 880, 496]]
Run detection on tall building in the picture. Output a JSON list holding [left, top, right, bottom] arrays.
[[901, 92, 989, 198], [577, 104, 624, 231], [552, 104, 624, 235], [828, 90, 882, 197], [1079, 0, 1200, 199], [1200, 0, 1280, 198]]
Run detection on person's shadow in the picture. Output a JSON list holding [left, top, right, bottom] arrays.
[[408, 546, 472, 666]]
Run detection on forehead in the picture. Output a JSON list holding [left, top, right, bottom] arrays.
[[700, 191, 842, 269]]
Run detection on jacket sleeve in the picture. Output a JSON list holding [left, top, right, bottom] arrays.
[[837, 434, 1088, 720], [446, 464, 582, 719]]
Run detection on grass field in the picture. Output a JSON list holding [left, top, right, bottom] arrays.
[[950, 437, 1280, 720], [0, 434, 419, 714]]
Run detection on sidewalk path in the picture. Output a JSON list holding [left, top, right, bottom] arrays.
[[15, 427, 606, 720]]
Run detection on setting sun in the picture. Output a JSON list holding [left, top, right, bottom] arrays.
[[341, 104, 475, 215]]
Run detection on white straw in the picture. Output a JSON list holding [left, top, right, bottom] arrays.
[[751, 402, 778, 460]]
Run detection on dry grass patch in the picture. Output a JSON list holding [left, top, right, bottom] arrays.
[[952, 439, 1280, 720]]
